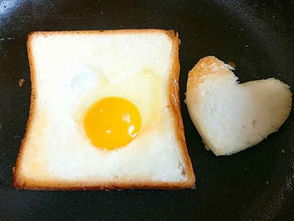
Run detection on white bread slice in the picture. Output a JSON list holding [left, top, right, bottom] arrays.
[[14, 30, 195, 190], [186, 56, 292, 156]]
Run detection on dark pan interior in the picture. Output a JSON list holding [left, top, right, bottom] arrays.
[[0, 0, 294, 220]]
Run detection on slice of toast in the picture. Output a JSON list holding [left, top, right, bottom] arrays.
[[14, 30, 195, 190], [186, 56, 292, 156]]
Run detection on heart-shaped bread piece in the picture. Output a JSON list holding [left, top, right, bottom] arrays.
[[186, 56, 292, 156]]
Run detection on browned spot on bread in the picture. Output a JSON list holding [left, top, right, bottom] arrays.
[[18, 78, 25, 87], [227, 61, 236, 68]]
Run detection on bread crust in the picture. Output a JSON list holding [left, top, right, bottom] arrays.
[[14, 29, 195, 190], [14, 32, 39, 189], [187, 56, 232, 94], [167, 31, 196, 187]]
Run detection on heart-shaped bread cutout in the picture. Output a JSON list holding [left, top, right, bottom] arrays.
[[186, 56, 292, 156]]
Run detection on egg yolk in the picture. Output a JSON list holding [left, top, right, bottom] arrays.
[[84, 97, 141, 150]]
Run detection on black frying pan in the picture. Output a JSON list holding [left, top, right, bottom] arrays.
[[1, 0, 293, 220]]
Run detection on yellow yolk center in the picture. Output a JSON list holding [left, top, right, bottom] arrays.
[[84, 97, 141, 150]]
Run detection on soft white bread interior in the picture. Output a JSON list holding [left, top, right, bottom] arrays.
[[14, 30, 195, 190], [186, 56, 292, 156]]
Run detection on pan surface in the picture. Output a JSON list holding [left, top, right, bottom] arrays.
[[0, 0, 293, 220]]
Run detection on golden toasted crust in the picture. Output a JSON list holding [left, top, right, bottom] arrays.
[[14, 29, 195, 190], [14, 32, 38, 189], [187, 56, 232, 94], [167, 31, 196, 188]]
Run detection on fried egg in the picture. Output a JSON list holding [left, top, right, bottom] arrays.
[[73, 66, 161, 151]]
